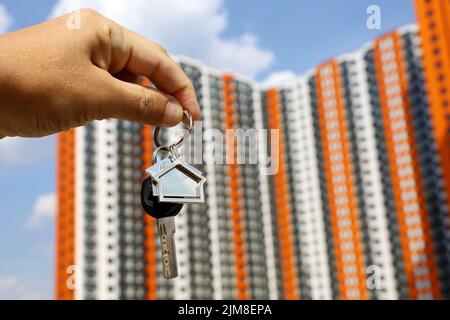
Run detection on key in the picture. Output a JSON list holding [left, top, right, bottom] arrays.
[[157, 216, 177, 279], [141, 176, 183, 279]]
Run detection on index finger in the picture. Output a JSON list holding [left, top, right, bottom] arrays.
[[107, 21, 201, 120]]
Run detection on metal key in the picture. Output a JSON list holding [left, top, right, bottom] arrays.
[[157, 216, 177, 279], [141, 176, 182, 279]]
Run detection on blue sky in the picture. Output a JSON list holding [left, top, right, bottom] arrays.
[[225, 0, 415, 79], [0, 0, 414, 299]]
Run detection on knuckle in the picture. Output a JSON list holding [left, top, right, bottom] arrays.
[[79, 8, 101, 21], [154, 43, 169, 56], [182, 81, 195, 96], [186, 81, 195, 91], [78, 9, 110, 35], [138, 87, 156, 118]]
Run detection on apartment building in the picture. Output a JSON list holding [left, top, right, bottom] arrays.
[[56, 0, 450, 300]]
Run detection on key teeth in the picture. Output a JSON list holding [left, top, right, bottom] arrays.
[[157, 217, 178, 279], [164, 269, 178, 279]]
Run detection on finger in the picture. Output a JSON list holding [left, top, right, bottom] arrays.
[[106, 21, 201, 121], [89, 70, 184, 127]]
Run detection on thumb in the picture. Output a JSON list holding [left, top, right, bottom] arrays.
[[92, 73, 184, 127]]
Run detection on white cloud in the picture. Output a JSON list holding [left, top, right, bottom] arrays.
[[262, 70, 297, 88], [0, 276, 45, 299], [0, 136, 54, 171], [50, 0, 274, 78], [0, 3, 12, 34], [26, 193, 56, 230]]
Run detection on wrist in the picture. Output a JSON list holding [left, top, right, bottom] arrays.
[[0, 35, 23, 137]]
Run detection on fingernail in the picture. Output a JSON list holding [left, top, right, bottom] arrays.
[[162, 99, 183, 126]]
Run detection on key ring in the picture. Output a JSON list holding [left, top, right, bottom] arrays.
[[152, 109, 193, 163], [152, 144, 181, 164], [152, 145, 170, 164], [153, 109, 193, 149]]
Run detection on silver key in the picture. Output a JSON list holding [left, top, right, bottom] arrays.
[[157, 216, 178, 279]]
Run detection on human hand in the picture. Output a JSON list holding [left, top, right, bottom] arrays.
[[0, 8, 200, 138]]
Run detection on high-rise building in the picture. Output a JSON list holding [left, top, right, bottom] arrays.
[[56, 0, 450, 300]]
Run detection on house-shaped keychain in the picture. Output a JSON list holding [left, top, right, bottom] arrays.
[[146, 157, 206, 204]]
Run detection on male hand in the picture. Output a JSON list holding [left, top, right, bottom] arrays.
[[0, 8, 200, 138]]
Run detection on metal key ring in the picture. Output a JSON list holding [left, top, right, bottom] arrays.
[[153, 109, 193, 149], [152, 142, 184, 164], [152, 145, 170, 164]]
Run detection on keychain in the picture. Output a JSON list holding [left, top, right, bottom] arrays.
[[141, 110, 206, 279]]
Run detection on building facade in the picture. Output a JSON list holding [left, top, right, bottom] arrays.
[[56, 0, 450, 300]]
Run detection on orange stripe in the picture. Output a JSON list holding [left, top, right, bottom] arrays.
[[56, 129, 76, 300], [139, 76, 158, 300], [223, 74, 249, 300], [141, 124, 158, 300], [415, 0, 450, 263], [373, 32, 441, 299], [315, 61, 368, 300], [265, 88, 299, 300]]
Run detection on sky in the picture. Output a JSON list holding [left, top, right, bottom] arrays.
[[0, 0, 414, 299]]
